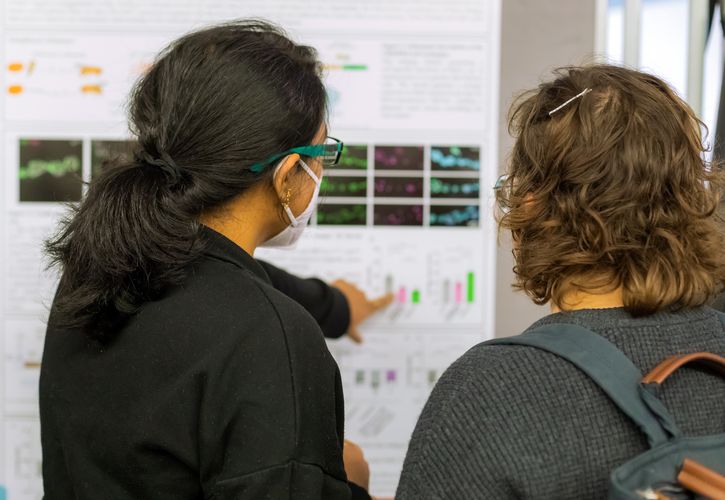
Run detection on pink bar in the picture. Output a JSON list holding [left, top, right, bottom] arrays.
[[397, 286, 407, 304], [455, 282, 463, 304]]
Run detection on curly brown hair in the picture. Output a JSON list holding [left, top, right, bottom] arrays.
[[497, 64, 725, 315]]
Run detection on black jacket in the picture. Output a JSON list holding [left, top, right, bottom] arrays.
[[258, 260, 350, 341], [40, 227, 362, 499]]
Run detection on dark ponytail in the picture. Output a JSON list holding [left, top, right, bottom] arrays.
[[45, 20, 327, 340]]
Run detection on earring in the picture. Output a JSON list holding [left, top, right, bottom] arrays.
[[282, 189, 292, 208]]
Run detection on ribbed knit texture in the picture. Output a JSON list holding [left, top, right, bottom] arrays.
[[396, 306, 725, 499]]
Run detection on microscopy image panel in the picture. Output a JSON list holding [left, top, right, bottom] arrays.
[[374, 146, 424, 171], [317, 204, 367, 226], [430, 145, 480, 172], [374, 204, 423, 226], [19, 139, 83, 203], [430, 205, 480, 227]]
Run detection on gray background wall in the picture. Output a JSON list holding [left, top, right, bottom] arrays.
[[495, 0, 598, 337]]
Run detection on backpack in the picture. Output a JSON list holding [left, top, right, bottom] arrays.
[[487, 319, 725, 500]]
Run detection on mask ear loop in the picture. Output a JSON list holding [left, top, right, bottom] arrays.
[[273, 157, 320, 228], [297, 158, 321, 184], [285, 159, 319, 226]]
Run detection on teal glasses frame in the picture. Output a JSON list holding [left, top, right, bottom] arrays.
[[250, 136, 344, 173]]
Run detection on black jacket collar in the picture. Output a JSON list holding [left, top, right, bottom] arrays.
[[199, 226, 271, 284]]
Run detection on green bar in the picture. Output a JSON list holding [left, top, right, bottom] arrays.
[[412, 289, 421, 304], [467, 272, 475, 303], [343, 64, 368, 71]]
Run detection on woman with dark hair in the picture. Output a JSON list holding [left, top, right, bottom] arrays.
[[41, 20, 376, 499], [396, 65, 725, 499]]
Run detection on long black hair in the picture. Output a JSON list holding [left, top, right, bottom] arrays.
[[45, 20, 327, 340]]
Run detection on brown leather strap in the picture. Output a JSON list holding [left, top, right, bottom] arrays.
[[642, 352, 725, 385], [677, 458, 725, 498]]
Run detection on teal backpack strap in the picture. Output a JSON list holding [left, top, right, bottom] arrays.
[[487, 324, 677, 447]]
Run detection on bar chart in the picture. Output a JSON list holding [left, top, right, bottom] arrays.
[[257, 228, 488, 327]]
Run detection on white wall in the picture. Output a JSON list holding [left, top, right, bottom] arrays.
[[495, 0, 598, 337]]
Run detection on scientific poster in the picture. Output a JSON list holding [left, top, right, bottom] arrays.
[[0, 1, 500, 496]]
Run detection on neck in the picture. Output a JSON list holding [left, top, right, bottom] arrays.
[[202, 218, 259, 256], [199, 190, 276, 256], [551, 286, 624, 313]]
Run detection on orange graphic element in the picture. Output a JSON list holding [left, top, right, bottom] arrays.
[[80, 65, 102, 75], [81, 84, 103, 94], [8, 62, 23, 72], [7, 85, 23, 94], [24, 361, 41, 369]]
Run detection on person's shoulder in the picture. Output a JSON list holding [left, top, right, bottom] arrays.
[[203, 255, 327, 343], [177, 254, 306, 317], [397, 339, 550, 499], [144, 255, 323, 351], [413, 338, 547, 429], [190, 252, 270, 296], [437, 338, 545, 391]]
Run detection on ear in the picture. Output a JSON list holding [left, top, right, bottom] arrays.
[[272, 153, 301, 200]]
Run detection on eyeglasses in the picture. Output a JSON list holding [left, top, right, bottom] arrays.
[[493, 173, 510, 213], [250, 136, 344, 173], [494, 174, 509, 191]]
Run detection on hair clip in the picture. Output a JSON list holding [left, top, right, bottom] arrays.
[[548, 88, 592, 116]]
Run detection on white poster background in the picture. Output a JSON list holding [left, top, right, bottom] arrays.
[[0, 1, 501, 497]]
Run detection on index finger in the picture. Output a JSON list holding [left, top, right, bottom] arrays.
[[369, 293, 395, 310]]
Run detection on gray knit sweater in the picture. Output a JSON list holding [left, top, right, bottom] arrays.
[[396, 307, 725, 499]]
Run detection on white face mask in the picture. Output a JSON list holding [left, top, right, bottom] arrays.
[[261, 159, 321, 249]]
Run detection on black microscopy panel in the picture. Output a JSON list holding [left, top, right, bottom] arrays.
[[374, 146, 424, 171], [333, 144, 368, 170], [321, 176, 367, 197], [317, 203, 367, 226], [430, 205, 480, 227], [430, 145, 480, 172], [430, 177, 480, 199], [374, 177, 424, 198], [91, 139, 136, 179], [374, 204, 424, 226], [19, 138, 83, 203]]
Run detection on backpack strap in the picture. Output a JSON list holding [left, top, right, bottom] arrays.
[[487, 323, 677, 447], [643, 352, 725, 385], [643, 310, 725, 385], [643, 310, 725, 384]]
